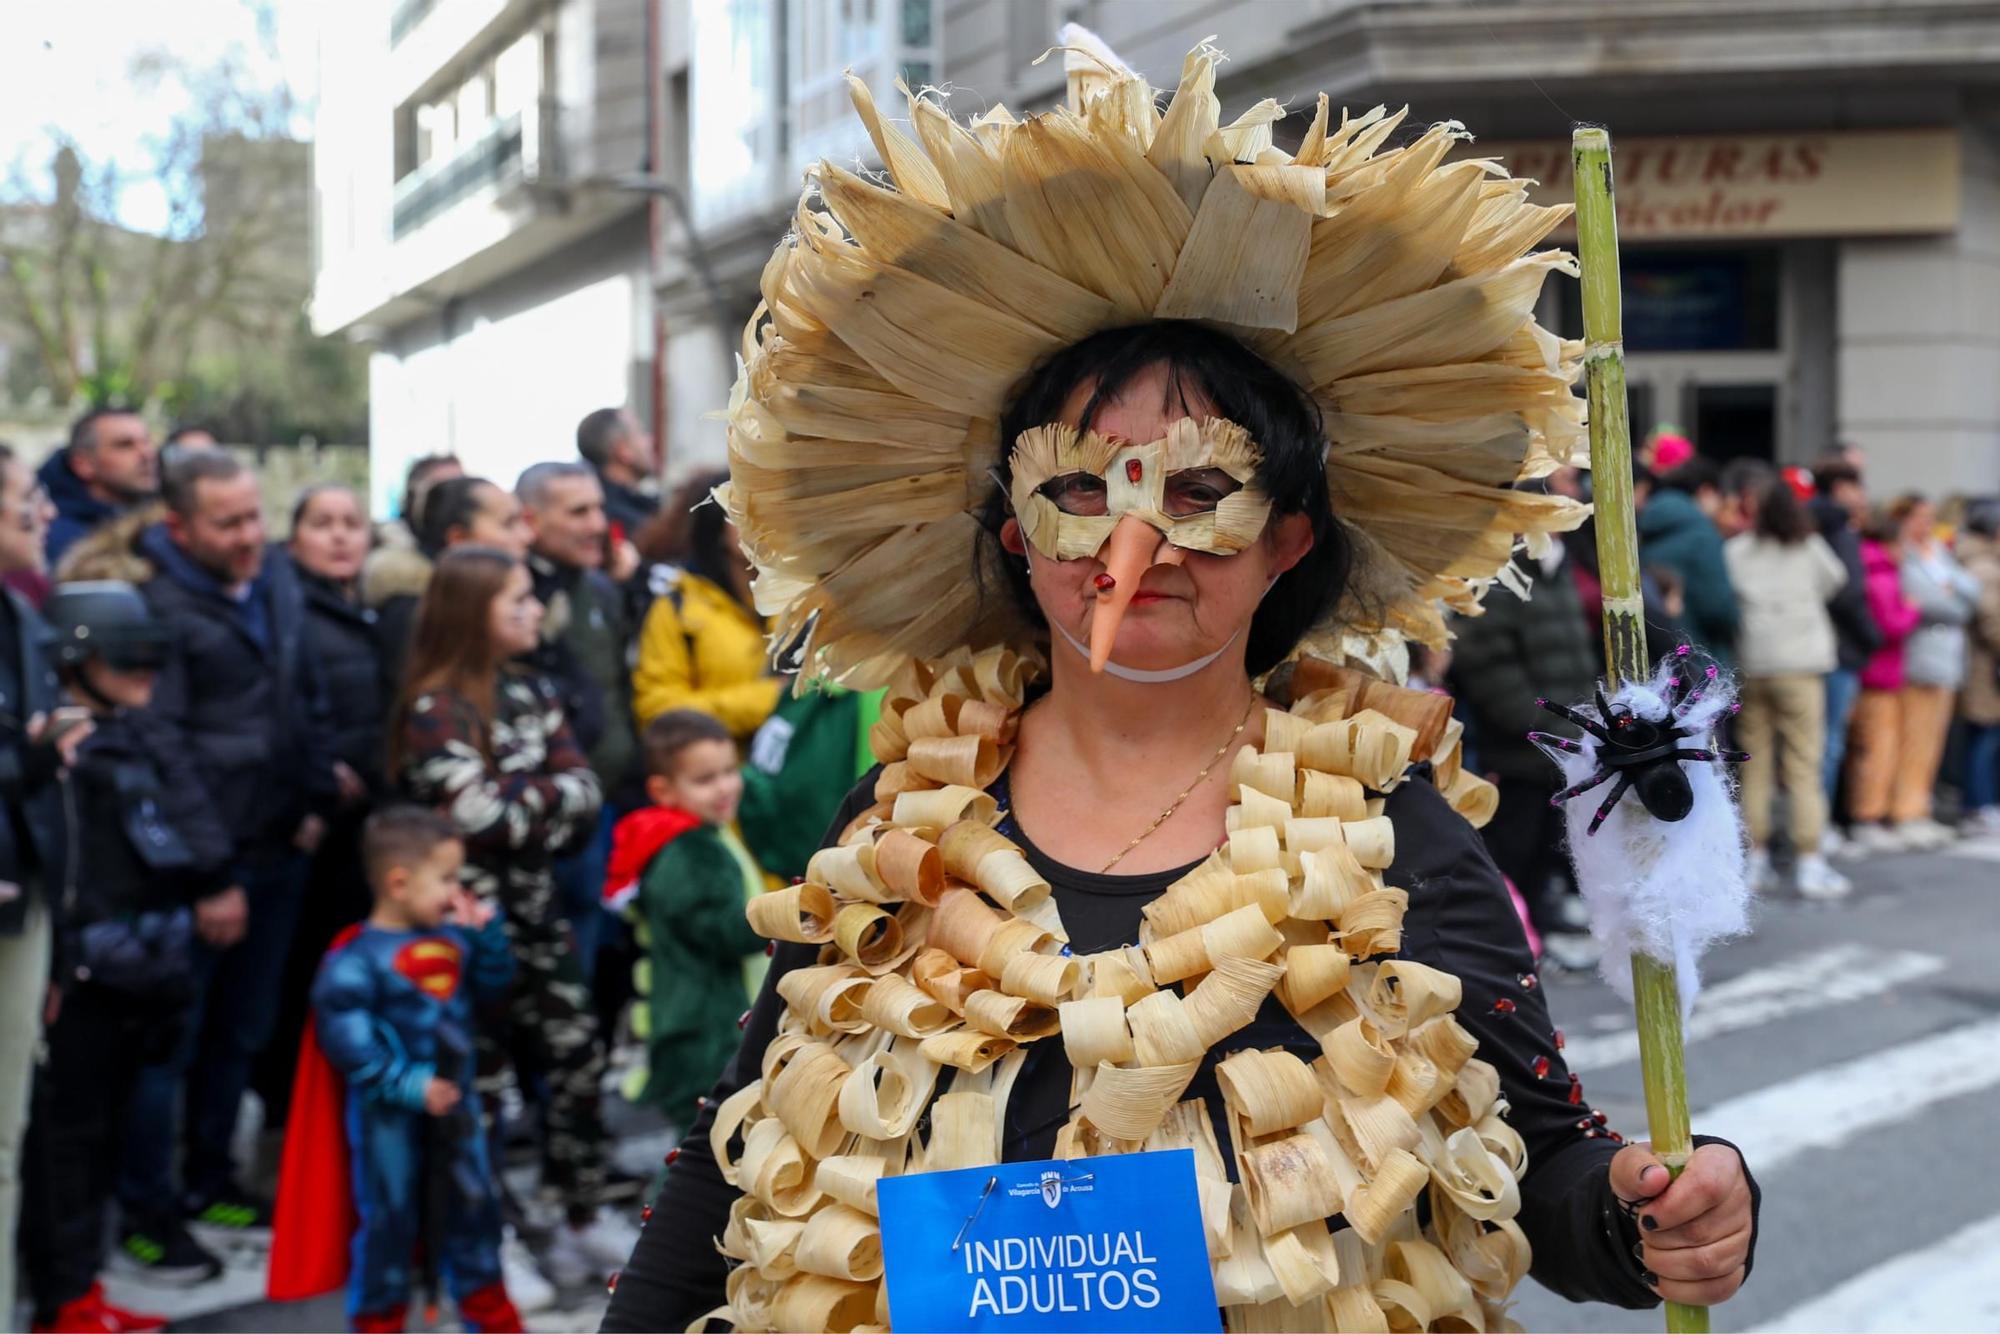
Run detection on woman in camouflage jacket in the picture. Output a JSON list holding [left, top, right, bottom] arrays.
[[392, 547, 634, 1270]]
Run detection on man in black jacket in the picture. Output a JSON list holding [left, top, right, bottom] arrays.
[[1448, 547, 1604, 957], [0, 443, 83, 1320], [39, 407, 159, 569], [113, 450, 338, 1263], [519, 460, 635, 981], [1810, 456, 1881, 845]]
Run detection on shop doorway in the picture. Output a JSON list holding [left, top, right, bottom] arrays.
[[1623, 356, 1785, 465]]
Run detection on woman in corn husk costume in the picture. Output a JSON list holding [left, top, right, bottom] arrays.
[[603, 30, 1759, 1333]]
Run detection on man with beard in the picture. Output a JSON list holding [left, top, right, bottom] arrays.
[[40, 407, 159, 567], [103, 450, 338, 1278]]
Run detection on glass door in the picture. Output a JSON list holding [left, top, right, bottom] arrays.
[[1554, 245, 1788, 465], [1624, 355, 1786, 465]]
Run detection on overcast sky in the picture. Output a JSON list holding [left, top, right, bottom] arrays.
[[0, 0, 320, 233]]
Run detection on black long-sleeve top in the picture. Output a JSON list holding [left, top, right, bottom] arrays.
[[604, 766, 1757, 1329]]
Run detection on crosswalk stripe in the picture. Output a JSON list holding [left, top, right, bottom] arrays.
[[1948, 839, 2000, 862], [1748, 1210, 2000, 1332], [1563, 945, 1945, 1072], [1695, 1015, 2000, 1174]]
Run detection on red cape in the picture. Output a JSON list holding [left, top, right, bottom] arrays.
[[267, 923, 364, 1302], [601, 805, 701, 911]]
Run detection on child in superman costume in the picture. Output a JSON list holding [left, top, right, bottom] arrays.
[[269, 806, 522, 1333]]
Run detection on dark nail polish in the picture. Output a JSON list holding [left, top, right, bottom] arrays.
[[1641, 1214, 1658, 1231], [1640, 1269, 1658, 1287]]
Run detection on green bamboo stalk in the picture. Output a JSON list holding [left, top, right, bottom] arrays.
[[1570, 126, 1707, 1334]]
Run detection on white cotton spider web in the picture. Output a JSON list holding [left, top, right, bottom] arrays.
[[1533, 658, 1751, 1015]]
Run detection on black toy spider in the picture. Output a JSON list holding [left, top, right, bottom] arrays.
[[1529, 647, 1748, 836]]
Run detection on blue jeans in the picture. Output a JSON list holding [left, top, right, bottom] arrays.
[[552, 809, 616, 985], [1966, 722, 2000, 812], [1823, 668, 1862, 805], [119, 850, 308, 1213]]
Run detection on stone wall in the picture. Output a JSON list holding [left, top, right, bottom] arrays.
[[1838, 116, 2000, 500]]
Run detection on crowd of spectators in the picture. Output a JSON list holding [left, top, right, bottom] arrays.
[[0, 406, 863, 1331], [1446, 431, 2000, 959]]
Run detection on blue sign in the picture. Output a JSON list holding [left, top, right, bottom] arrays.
[[878, 1149, 1220, 1332]]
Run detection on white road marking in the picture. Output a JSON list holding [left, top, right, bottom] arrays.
[[1562, 944, 1944, 1072], [1749, 1210, 2000, 1332], [1947, 837, 2000, 862], [1697, 1015, 2000, 1175]]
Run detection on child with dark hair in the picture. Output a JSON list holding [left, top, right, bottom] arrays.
[[270, 805, 522, 1333], [603, 710, 769, 1127]]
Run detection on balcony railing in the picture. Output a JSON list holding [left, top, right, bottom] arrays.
[[391, 109, 525, 238], [389, 97, 561, 240]]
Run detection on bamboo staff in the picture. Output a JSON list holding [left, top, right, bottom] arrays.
[[1570, 126, 1706, 1334]]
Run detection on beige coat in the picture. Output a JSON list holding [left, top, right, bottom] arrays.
[[1961, 532, 2000, 725], [1724, 532, 1847, 678]]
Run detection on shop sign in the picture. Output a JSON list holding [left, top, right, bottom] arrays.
[[1470, 129, 1959, 240]]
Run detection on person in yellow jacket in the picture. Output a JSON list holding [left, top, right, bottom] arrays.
[[629, 470, 782, 737]]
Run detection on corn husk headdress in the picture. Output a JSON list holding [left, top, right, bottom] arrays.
[[725, 27, 1587, 687]]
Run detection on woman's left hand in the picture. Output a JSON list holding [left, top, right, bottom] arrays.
[[1610, 1141, 1755, 1306]]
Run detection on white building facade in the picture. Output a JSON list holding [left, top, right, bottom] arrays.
[[649, 0, 2000, 498], [313, 0, 657, 514]]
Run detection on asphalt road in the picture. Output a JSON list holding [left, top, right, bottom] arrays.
[[115, 833, 2000, 1333], [1511, 832, 2000, 1334]]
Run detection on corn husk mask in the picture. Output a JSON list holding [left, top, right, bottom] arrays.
[[724, 24, 1588, 686], [1009, 416, 1275, 672]]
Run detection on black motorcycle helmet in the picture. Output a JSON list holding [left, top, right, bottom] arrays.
[[44, 581, 171, 673]]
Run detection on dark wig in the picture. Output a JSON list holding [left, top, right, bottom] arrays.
[[981, 322, 1353, 677]]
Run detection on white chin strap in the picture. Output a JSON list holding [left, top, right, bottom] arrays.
[[1051, 620, 1241, 683]]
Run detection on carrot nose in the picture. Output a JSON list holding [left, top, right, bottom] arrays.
[[1089, 514, 1185, 672]]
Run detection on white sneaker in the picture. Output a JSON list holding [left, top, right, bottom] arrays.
[[1795, 854, 1853, 900], [1551, 896, 1592, 932], [1747, 847, 1782, 895], [1540, 931, 1601, 972], [1967, 807, 2000, 837], [1820, 827, 1852, 859], [1894, 819, 1954, 851], [499, 1227, 557, 1313], [1848, 824, 1906, 856], [542, 1206, 641, 1285]]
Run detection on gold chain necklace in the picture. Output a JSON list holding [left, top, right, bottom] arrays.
[[1100, 692, 1261, 872]]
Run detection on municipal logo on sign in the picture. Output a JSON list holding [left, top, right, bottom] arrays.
[[1039, 1172, 1061, 1209]]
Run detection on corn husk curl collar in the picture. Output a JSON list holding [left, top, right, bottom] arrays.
[[722, 26, 1588, 689], [709, 645, 1528, 1331]]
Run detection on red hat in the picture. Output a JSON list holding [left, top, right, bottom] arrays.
[[1650, 432, 1695, 472]]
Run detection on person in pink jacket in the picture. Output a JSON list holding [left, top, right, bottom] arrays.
[[1845, 517, 1925, 851]]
